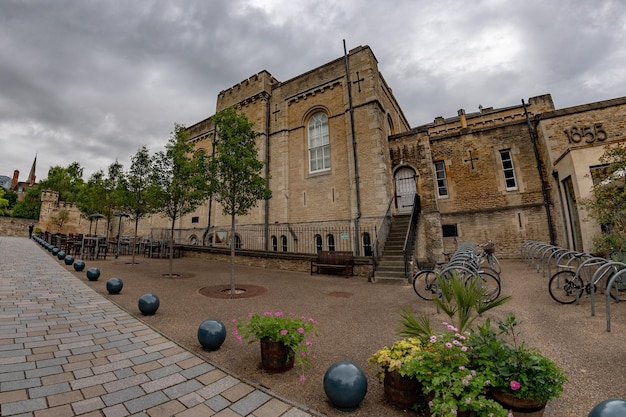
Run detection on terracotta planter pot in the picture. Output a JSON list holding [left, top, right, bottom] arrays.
[[260, 338, 294, 372], [383, 371, 427, 411], [490, 389, 547, 417]]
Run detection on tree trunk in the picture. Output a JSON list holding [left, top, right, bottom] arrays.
[[132, 219, 139, 266], [169, 218, 175, 277], [230, 212, 236, 298]]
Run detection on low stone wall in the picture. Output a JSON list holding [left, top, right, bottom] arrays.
[[0, 217, 37, 238], [182, 246, 373, 278]]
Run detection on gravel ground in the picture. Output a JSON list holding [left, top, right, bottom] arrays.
[[74, 255, 626, 417]]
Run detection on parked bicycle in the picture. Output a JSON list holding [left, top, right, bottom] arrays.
[[412, 243, 501, 302], [478, 240, 501, 275]]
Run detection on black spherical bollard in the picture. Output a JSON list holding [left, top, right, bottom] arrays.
[[197, 319, 227, 351], [138, 293, 160, 315], [86, 267, 100, 281], [323, 361, 368, 411], [588, 399, 626, 417], [51, 247, 59, 255], [64, 255, 74, 265], [57, 251, 66, 260], [73, 260, 86, 271], [106, 278, 124, 295]]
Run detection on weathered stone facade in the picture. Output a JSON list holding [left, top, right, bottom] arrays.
[[30, 45, 626, 264]]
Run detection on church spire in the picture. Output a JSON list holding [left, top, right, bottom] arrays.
[[27, 153, 37, 185]]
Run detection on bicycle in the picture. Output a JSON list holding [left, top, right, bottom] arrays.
[[412, 249, 501, 302], [548, 256, 623, 304], [478, 240, 501, 275]]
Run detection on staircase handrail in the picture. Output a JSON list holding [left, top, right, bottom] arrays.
[[372, 196, 395, 268], [402, 194, 421, 279]]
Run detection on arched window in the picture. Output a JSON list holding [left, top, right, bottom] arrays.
[[189, 235, 198, 246], [362, 232, 372, 256], [314, 234, 323, 252], [271, 235, 278, 252], [281, 235, 288, 252], [327, 234, 335, 251], [387, 114, 394, 136], [234, 234, 242, 249], [308, 112, 330, 173]]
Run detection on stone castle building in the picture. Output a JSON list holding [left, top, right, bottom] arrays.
[[38, 45, 625, 276]]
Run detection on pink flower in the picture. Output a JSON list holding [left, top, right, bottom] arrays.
[[297, 327, 305, 333], [299, 375, 306, 382], [445, 342, 453, 348], [235, 334, 242, 341], [274, 311, 283, 316], [280, 329, 288, 335], [510, 380, 521, 391]]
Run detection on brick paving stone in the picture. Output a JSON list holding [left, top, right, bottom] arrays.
[[141, 373, 187, 393], [211, 408, 242, 417], [145, 399, 186, 417], [124, 391, 170, 414], [204, 395, 231, 412], [174, 403, 216, 417], [162, 379, 204, 399], [1, 397, 47, 416], [103, 403, 131, 417], [33, 404, 74, 417], [180, 363, 214, 379], [250, 398, 293, 417], [178, 392, 205, 408], [72, 396, 106, 415], [28, 381, 71, 398], [221, 382, 255, 402], [230, 390, 272, 416], [0, 388, 29, 404], [46, 390, 84, 407], [101, 385, 146, 406]]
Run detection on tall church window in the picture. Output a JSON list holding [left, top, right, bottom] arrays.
[[308, 112, 330, 173], [327, 234, 335, 251], [314, 234, 323, 252], [362, 232, 372, 256], [281, 235, 288, 252], [434, 161, 449, 198], [271, 235, 278, 252], [499, 150, 518, 190]]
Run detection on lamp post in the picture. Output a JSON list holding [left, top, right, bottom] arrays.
[[113, 212, 129, 259]]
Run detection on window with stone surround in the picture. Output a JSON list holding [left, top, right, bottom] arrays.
[[499, 150, 518, 190], [434, 161, 449, 198], [308, 112, 330, 173], [327, 234, 335, 251], [314, 234, 322, 252], [271, 235, 278, 251], [281, 235, 288, 252]]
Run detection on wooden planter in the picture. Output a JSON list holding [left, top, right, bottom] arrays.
[[260, 338, 294, 372], [490, 389, 547, 417], [383, 370, 428, 411]]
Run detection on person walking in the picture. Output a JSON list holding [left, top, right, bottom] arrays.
[[28, 223, 34, 239]]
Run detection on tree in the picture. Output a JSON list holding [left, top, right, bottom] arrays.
[[77, 161, 124, 237], [50, 209, 70, 233], [119, 146, 159, 265], [581, 141, 626, 257], [11, 185, 42, 219], [4, 189, 18, 210], [152, 124, 211, 277], [210, 107, 272, 295]]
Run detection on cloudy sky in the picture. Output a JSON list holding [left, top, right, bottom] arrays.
[[1, 0, 625, 181]]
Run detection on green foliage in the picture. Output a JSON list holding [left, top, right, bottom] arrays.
[[77, 161, 124, 235], [468, 314, 567, 403], [39, 162, 85, 202], [3, 189, 18, 209], [399, 274, 510, 337], [368, 337, 423, 379], [210, 107, 271, 217], [11, 185, 42, 219], [151, 123, 211, 275], [118, 146, 159, 264], [234, 311, 318, 380], [0, 188, 9, 215], [581, 141, 626, 255], [401, 325, 508, 417]]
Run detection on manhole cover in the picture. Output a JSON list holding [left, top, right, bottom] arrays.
[[199, 284, 267, 299], [329, 291, 353, 298]]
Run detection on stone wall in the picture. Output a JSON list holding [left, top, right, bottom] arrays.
[[0, 217, 37, 238]]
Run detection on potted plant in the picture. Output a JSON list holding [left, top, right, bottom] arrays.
[[233, 311, 318, 381], [401, 323, 509, 417], [468, 314, 568, 416], [368, 337, 427, 410]]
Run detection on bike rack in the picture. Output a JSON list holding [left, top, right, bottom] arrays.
[[605, 266, 626, 331], [589, 261, 626, 316]]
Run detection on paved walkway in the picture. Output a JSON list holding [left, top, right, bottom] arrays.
[[0, 237, 318, 417]]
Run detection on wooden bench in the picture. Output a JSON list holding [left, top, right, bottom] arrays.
[[310, 251, 355, 277]]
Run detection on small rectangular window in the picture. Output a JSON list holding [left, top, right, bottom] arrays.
[[434, 161, 449, 198], [442, 224, 458, 237], [499, 150, 518, 190], [191, 216, 199, 223]]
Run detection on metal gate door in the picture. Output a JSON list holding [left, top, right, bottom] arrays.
[[395, 168, 416, 213]]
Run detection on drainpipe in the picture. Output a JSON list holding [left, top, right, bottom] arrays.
[[522, 99, 556, 245], [551, 170, 570, 248], [203, 128, 217, 246], [264, 98, 271, 251], [344, 40, 362, 255]]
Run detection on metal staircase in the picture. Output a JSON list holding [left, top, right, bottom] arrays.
[[373, 215, 412, 284]]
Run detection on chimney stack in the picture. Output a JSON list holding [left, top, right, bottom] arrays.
[[11, 170, 19, 189], [458, 109, 467, 128]]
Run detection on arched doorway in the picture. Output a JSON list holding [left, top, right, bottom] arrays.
[[395, 167, 417, 213]]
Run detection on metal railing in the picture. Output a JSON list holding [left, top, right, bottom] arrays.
[[403, 194, 421, 279]]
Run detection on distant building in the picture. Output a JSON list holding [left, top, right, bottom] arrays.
[[11, 154, 38, 200], [0, 175, 11, 189]]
